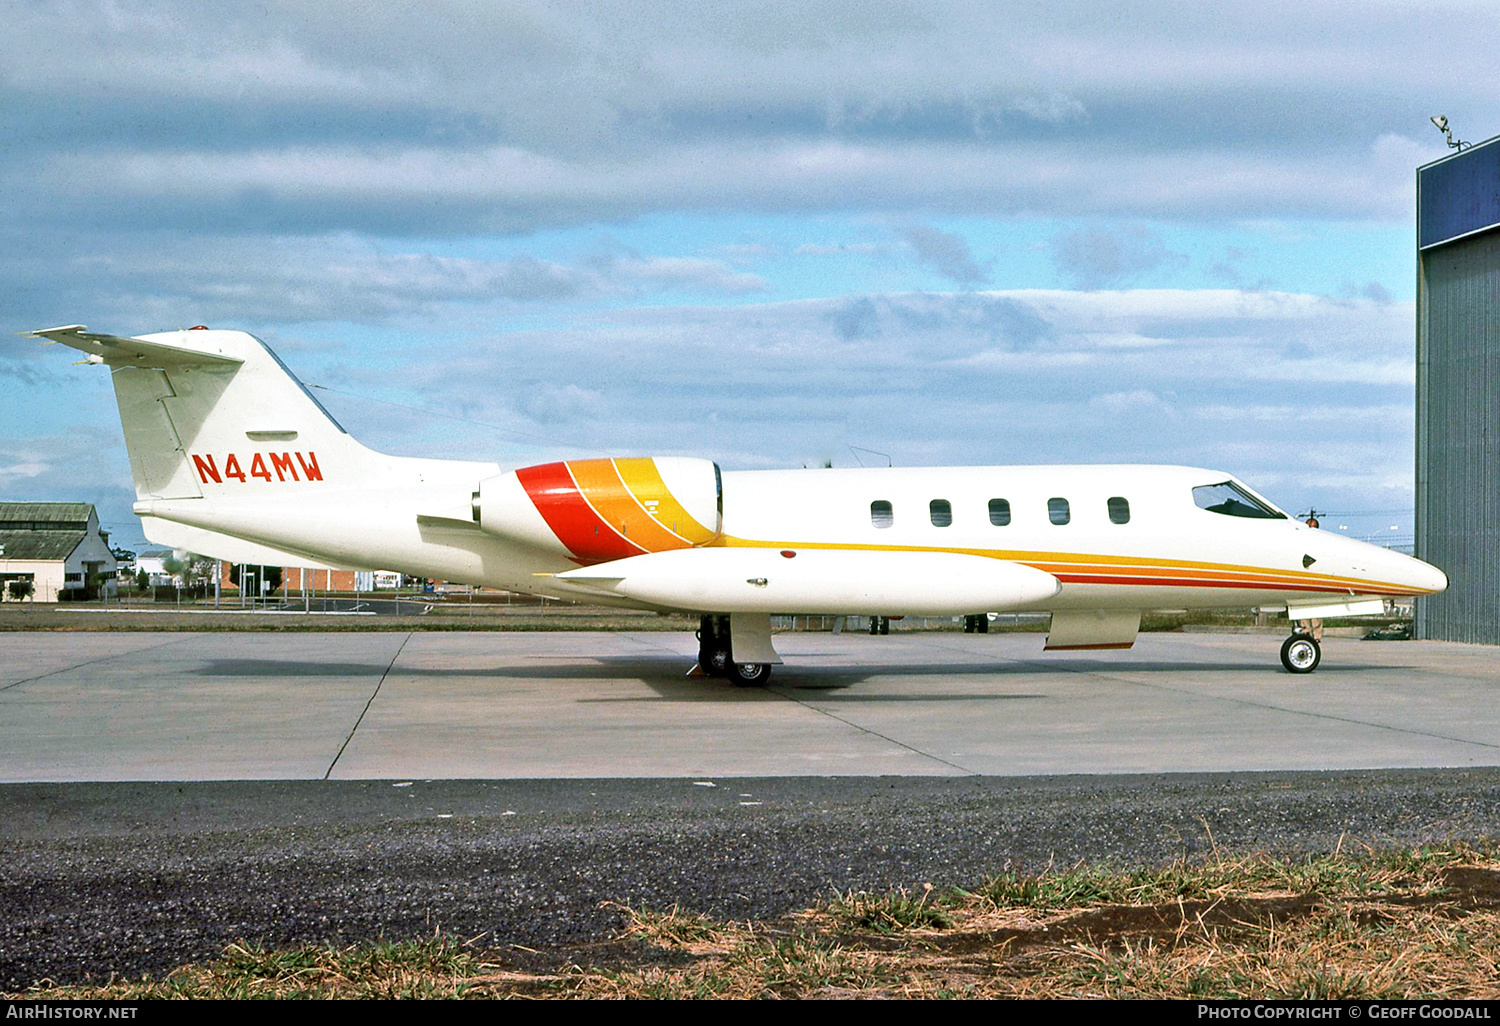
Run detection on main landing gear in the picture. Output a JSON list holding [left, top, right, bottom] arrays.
[[697, 615, 773, 686], [1280, 632, 1322, 674]]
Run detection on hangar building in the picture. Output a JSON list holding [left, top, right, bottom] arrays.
[[1416, 133, 1500, 642], [0, 502, 118, 602]]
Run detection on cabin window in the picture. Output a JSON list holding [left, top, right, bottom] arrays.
[[1048, 497, 1070, 525], [1108, 496, 1130, 524], [1192, 481, 1285, 519], [870, 500, 894, 528], [929, 499, 952, 527], [988, 498, 1011, 526]]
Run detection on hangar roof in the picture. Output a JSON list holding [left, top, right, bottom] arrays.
[[0, 503, 98, 562], [0, 529, 85, 561]]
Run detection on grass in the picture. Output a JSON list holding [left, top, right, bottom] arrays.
[[14, 843, 1500, 1000]]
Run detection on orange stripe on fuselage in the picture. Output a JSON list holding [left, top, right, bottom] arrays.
[[1054, 573, 1350, 594], [566, 459, 690, 553]]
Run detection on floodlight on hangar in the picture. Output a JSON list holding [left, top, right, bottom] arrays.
[[1429, 114, 1470, 152]]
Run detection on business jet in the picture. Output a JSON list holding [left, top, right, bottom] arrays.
[[27, 325, 1447, 682]]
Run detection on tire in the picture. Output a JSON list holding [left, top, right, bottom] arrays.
[[727, 661, 772, 687], [701, 644, 731, 677], [1280, 633, 1321, 674]]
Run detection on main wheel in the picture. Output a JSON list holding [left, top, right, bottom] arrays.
[[701, 644, 731, 677], [1280, 633, 1321, 674], [727, 661, 772, 686]]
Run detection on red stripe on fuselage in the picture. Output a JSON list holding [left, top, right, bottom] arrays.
[[515, 461, 641, 564], [1053, 572, 1402, 594]]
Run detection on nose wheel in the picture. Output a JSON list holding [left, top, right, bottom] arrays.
[[1280, 633, 1321, 674]]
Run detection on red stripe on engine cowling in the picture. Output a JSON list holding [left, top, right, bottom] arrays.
[[515, 461, 640, 564]]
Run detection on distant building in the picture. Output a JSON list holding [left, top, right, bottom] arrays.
[[135, 549, 178, 586], [0, 502, 119, 601], [217, 563, 405, 593]]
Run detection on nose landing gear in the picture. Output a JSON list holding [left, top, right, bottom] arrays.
[[1280, 633, 1322, 674]]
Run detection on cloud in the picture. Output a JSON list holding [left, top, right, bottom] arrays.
[[0, 427, 137, 542], [1090, 390, 1179, 421], [1341, 280, 1394, 305], [829, 297, 883, 340], [0, 358, 56, 387], [3, 4, 1473, 241], [795, 242, 883, 256], [366, 288, 1413, 478], [515, 383, 606, 426], [824, 293, 1053, 350], [0, 232, 771, 330], [899, 224, 987, 285], [1051, 226, 1190, 290], [582, 249, 770, 294]]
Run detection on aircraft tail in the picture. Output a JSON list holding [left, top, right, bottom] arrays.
[[27, 325, 374, 503], [24, 325, 430, 568]]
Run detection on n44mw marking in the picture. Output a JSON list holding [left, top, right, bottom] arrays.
[[191, 451, 323, 484]]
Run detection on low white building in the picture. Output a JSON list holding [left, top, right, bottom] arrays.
[[0, 502, 119, 602], [134, 549, 177, 586]]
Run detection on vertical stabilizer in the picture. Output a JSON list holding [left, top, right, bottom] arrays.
[[28, 325, 376, 502]]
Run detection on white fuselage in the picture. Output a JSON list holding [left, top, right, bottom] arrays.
[[140, 460, 1443, 616], [711, 464, 1444, 613]]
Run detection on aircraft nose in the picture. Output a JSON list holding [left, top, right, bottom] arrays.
[[1399, 553, 1448, 595], [1417, 559, 1448, 595]]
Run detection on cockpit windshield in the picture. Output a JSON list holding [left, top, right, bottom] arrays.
[[1192, 481, 1286, 519]]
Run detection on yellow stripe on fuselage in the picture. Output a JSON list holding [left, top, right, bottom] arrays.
[[614, 457, 718, 545], [710, 535, 1426, 596]]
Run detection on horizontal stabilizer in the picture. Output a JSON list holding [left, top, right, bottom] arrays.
[[556, 546, 1061, 616], [24, 325, 243, 369]]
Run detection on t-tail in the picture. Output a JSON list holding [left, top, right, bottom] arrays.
[[24, 325, 496, 572]]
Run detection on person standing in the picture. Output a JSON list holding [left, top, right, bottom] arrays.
[[1298, 516, 1324, 641]]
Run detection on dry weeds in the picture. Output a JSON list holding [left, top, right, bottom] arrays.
[[14, 844, 1500, 999]]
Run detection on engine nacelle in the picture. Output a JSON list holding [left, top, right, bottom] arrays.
[[475, 457, 722, 563]]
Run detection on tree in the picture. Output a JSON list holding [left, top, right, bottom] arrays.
[[162, 551, 219, 588]]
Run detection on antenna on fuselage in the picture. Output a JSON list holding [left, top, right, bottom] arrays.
[[847, 444, 892, 468]]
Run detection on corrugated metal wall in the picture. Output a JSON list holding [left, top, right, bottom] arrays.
[[1417, 228, 1500, 642]]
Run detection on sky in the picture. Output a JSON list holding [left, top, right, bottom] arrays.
[[3, 0, 1494, 553]]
